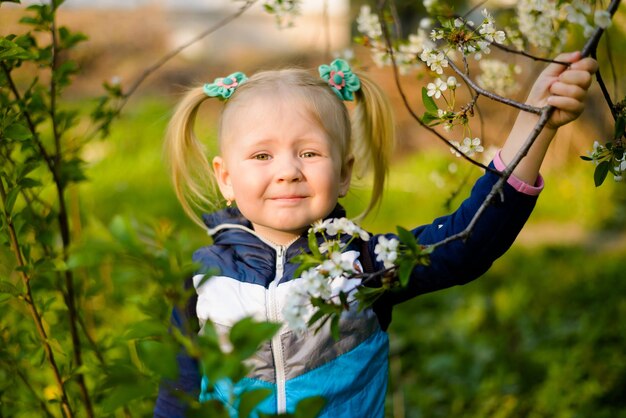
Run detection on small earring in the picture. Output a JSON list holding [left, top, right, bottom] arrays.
[[226, 199, 232, 207]]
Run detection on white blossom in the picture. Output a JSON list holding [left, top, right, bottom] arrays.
[[374, 236, 400, 269], [423, 0, 437, 12], [446, 76, 459, 89], [282, 291, 310, 333], [516, 0, 566, 50], [419, 48, 448, 74], [357, 5, 383, 39], [263, 0, 301, 28], [310, 218, 369, 241], [396, 29, 434, 74], [594, 10, 612, 29], [427, 78, 447, 99], [450, 137, 484, 157], [333, 48, 355, 61], [319, 239, 345, 254], [299, 268, 332, 299], [419, 18, 433, 29], [476, 59, 521, 96]]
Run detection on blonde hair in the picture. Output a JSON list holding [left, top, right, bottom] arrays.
[[164, 67, 395, 228]]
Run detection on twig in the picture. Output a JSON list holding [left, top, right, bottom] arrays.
[[493, 42, 571, 65], [0, 179, 74, 418], [16, 368, 56, 418], [0, 62, 54, 171], [49, 5, 94, 415], [118, 0, 257, 112], [605, 30, 618, 101], [376, 1, 497, 174], [592, 51, 616, 119], [447, 59, 543, 114]]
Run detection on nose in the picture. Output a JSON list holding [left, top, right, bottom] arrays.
[[275, 155, 303, 183]]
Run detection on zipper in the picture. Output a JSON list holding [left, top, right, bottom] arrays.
[[267, 245, 287, 413]]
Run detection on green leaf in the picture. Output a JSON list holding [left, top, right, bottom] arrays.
[[58, 26, 87, 49], [594, 160, 610, 187], [4, 186, 21, 215], [0, 38, 31, 60], [16, 162, 40, 180], [124, 319, 166, 340], [579, 155, 593, 161], [18, 177, 41, 188], [308, 231, 320, 257], [135, 339, 178, 378], [421, 87, 438, 113], [307, 309, 327, 328], [612, 120, 624, 140], [238, 388, 272, 418], [3, 123, 31, 140], [0, 280, 20, 297], [59, 157, 87, 186], [101, 381, 154, 413], [330, 315, 340, 341], [421, 112, 440, 125], [229, 317, 280, 359], [397, 259, 415, 287], [294, 396, 326, 418], [396, 226, 418, 252]]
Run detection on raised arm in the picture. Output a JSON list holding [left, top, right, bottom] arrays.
[[501, 51, 598, 184]]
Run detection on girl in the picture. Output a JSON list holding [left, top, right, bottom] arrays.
[[155, 52, 597, 417]]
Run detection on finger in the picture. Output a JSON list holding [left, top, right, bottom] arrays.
[[550, 82, 587, 101], [558, 70, 593, 90], [546, 95, 584, 113], [542, 51, 582, 78], [569, 57, 599, 74]]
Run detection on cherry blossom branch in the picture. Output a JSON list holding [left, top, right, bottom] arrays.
[[447, 59, 543, 114], [430, 0, 621, 248], [375, 2, 497, 174]]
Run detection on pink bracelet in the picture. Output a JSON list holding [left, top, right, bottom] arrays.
[[493, 150, 544, 196]]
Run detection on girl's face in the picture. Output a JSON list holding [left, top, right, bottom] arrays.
[[213, 95, 353, 245]]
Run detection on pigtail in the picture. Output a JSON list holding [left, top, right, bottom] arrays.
[[164, 87, 216, 228], [352, 73, 395, 219]]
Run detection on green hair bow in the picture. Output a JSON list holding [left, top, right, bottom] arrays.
[[203, 72, 248, 100], [318, 59, 361, 101]]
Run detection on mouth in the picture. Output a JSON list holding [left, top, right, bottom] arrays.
[[270, 195, 307, 202]]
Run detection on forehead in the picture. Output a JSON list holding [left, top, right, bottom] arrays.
[[220, 92, 325, 142]]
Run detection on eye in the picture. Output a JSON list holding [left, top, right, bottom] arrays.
[[300, 151, 319, 158], [252, 153, 271, 161]]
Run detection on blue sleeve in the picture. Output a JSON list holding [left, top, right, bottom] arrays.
[[372, 165, 538, 309], [154, 306, 201, 418]]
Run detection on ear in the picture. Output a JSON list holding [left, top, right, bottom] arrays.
[[212, 156, 235, 202], [338, 155, 354, 198]]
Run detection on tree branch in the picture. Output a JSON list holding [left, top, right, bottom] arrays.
[[0, 179, 74, 418], [493, 42, 571, 65], [447, 59, 543, 114], [49, 5, 94, 415]]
